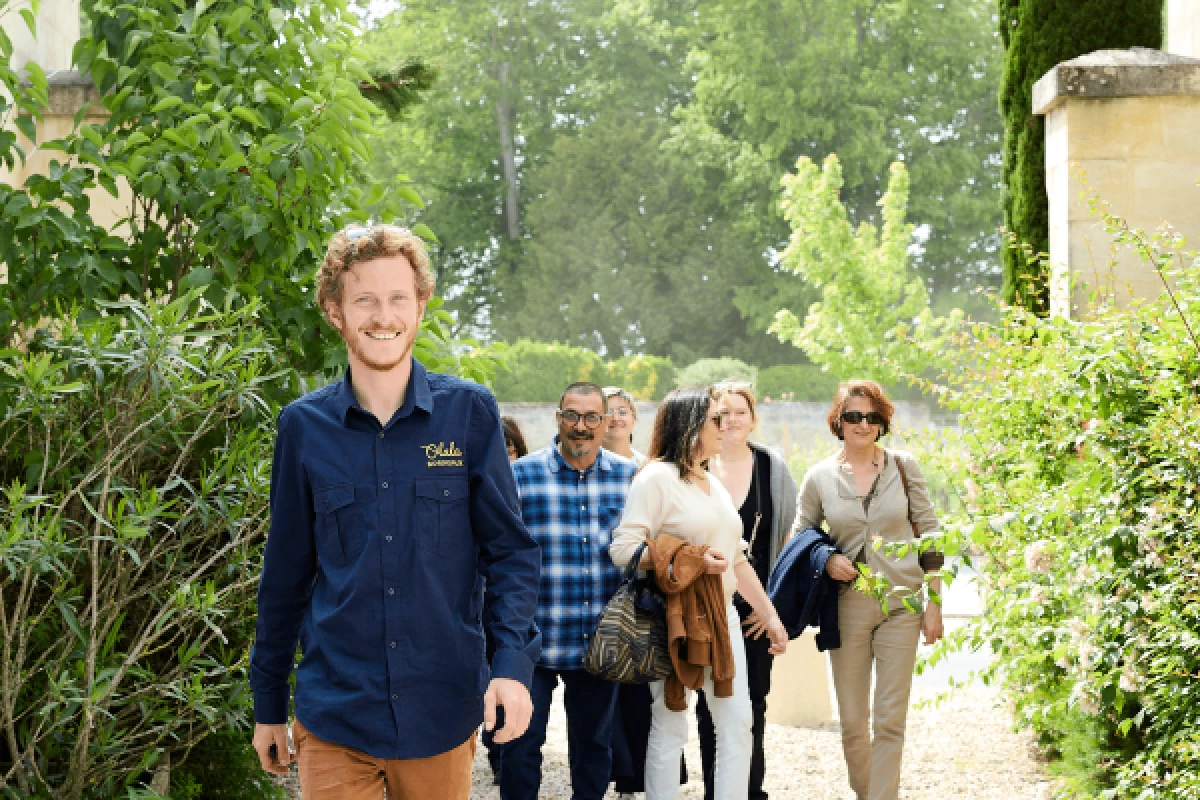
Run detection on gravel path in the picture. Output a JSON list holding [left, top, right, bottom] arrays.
[[464, 684, 1048, 799], [273, 683, 1046, 798]]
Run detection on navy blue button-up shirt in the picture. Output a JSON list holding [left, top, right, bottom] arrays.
[[250, 359, 541, 759]]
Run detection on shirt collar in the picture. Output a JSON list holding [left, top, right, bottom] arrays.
[[335, 357, 435, 426], [548, 436, 612, 474]]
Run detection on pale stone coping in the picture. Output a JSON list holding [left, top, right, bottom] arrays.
[[19, 68, 104, 117], [1033, 47, 1200, 115]]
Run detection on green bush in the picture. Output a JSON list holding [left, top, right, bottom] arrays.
[[674, 357, 755, 389], [609, 353, 676, 401], [757, 364, 839, 402], [491, 340, 675, 402], [923, 219, 1200, 798], [171, 731, 286, 800], [0, 295, 278, 798]]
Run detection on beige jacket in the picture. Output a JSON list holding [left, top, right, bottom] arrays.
[[795, 449, 939, 592]]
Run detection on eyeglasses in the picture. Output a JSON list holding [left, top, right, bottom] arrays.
[[713, 380, 754, 391], [557, 409, 608, 429], [841, 411, 886, 426]]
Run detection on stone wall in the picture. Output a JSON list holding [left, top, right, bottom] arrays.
[[1034, 48, 1200, 318]]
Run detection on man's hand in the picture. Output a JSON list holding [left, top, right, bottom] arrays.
[[252, 723, 293, 775], [484, 677, 533, 744], [825, 553, 858, 582], [703, 549, 728, 575]]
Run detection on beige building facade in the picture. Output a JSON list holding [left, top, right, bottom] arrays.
[[1036, 5, 1200, 318]]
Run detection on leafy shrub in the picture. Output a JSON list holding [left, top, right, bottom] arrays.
[[757, 364, 839, 402], [608, 353, 675, 401], [170, 731, 286, 800], [491, 340, 675, 402], [0, 295, 278, 798], [922, 220, 1200, 799], [674, 357, 756, 389]]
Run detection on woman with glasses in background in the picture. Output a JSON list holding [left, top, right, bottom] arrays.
[[611, 387, 788, 800], [602, 386, 648, 467], [694, 381, 798, 800], [794, 380, 943, 800]]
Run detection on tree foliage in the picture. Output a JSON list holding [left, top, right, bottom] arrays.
[[771, 155, 959, 385], [362, 0, 1003, 362], [997, 0, 1162, 311], [1, 0, 496, 386]]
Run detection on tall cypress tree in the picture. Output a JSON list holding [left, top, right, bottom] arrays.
[[999, 0, 1162, 311]]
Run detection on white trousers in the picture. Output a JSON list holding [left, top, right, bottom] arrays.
[[645, 604, 753, 800]]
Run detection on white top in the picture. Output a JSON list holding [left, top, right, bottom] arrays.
[[609, 460, 748, 604]]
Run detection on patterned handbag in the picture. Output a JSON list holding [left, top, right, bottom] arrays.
[[584, 541, 673, 683]]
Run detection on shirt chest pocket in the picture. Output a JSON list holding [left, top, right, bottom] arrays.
[[314, 484, 373, 568], [414, 477, 470, 555]]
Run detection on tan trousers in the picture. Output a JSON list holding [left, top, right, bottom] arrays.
[[828, 588, 922, 800], [292, 718, 476, 800]]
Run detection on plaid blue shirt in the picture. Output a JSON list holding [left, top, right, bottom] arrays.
[[512, 443, 637, 669]]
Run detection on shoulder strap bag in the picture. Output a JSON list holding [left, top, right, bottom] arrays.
[[893, 452, 919, 538], [583, 540, 674, 683]]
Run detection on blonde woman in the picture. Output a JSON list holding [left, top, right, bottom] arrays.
[[695, 382, 797, 800], [795, 380, 943, 800], [602, 386, 648, 467]]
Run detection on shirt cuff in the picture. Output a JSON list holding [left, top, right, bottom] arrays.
[[490, 647, 536, 690], [254, 690, 292, 725]]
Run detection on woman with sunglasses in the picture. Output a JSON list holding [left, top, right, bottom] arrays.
[[694, 381, 798, 800], [602, 386, 648, 467], [611, 387, 788, 800], [795, 380, 943, 800]]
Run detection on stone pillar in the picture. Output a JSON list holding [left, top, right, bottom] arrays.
[[1034, 49, 1200, 318], [5, 0, 80, 71], [1168, 0, 1200, 58]]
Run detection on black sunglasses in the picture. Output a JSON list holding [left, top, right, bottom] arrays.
[[841, 411, 886, 426], [557, 409, 608, 429]]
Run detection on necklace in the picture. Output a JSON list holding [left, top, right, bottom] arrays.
[[838, 446, 881, 470]]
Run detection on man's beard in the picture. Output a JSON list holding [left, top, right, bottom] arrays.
[[562, 432, 594, 459], [340, 321, 415, 372]]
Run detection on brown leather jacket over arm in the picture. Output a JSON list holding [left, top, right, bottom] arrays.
[[649, 534, 735, 711]]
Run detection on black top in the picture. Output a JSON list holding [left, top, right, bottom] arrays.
[[739, 448, 774, 586]]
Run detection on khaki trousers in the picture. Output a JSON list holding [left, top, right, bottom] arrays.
[[292, 718, 476, 800], [828, 588, 922, 800]]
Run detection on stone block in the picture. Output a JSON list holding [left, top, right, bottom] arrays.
[[1132, 160, 1200, 224]]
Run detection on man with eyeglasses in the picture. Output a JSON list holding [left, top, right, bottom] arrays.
[[502, 381, 639, 800]]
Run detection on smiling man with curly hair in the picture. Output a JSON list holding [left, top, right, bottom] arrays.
[[249, 225, 541, 799]]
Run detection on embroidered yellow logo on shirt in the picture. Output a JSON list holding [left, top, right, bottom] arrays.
[[423, 441, 463, 467]]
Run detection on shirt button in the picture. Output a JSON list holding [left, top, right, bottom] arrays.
[[584, 601, 590, 606], [443, 489, 450, 497], [392, 694, 398, 701], [382, 482, 389, 489], [379, 432, 385, 439], [388, 588, 395, 595], [584, 568, 590, 575], [386, 535, 393, 542], [390, 641, 397, 648], [582, 505, 587, 511], [583, 537, 588, 543]]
